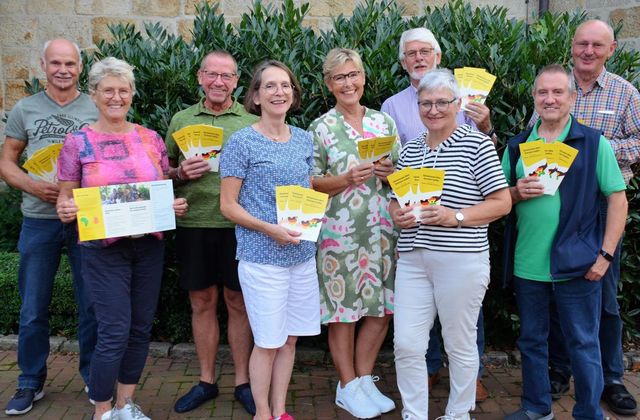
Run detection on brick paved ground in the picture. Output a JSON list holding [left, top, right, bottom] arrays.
[[0, 350, 638, 419]]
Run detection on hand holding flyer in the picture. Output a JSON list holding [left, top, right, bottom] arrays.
[[454, 67, 497, 111], [172, 124, 224, 171], [389, 167, 445, 219], [276, 185, 328, 242], [22, 143, 64, 183], [73, 180, 176, 241], [519, 140, 578, 195], [357, 135, 396, 164]]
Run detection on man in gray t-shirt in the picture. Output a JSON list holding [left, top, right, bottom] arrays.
[[0, 38, 98, 416]]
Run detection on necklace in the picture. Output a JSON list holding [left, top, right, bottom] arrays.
[[256, 123, 290, 142]]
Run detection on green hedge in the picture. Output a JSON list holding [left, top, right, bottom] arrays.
[[1, 0, 639, 346]]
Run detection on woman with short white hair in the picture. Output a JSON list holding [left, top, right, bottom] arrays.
[[390, 69, 511, 419], [56, 56, 188, 420]]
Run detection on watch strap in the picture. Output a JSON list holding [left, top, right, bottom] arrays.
[[599, 249, 614, 262]]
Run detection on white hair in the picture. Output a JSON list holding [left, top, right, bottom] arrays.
[[42, 39, 81, 61], [398, 28, 442, 61], [417, 69, 460, 98], [87, 57, 136, 94]]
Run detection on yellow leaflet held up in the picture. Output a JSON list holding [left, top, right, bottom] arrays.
[[519, 140, 548, 177], [455, 67, 497, 110], [172, 128, 191, 156], [22, 143, 64, 182], [274, 185, 328, 242], [387, 168, 414, 206], [357, 138, 375, 161], [199, 125, 224, 147], [358, 136, 396, 164], [418, 168, 445, 206], [555, 142, 579, 176], [371, 136, 396, 163], [73, 187, 106, 241]]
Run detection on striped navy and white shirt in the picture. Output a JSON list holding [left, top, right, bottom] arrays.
[[395, 124, 508, 253]]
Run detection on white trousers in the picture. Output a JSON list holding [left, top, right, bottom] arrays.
[[394, 248, 490, 419]]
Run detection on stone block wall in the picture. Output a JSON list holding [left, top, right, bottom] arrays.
[[2, 0, 640, 138]]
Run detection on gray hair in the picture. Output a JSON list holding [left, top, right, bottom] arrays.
[[323, 48, 365, 83], [398, 28, 442, 61], [87, 57, 136, 95], [42, 39, 81, 62], [417, 69, 460, 98], [532, 64, 576, 95], [200, 50, 238, 74]]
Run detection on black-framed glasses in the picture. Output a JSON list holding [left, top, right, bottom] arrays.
[[405, 48, 435, 59], [418, 98, 458, 112], [331, 70, 361, 84], [200, 71, 237, 82]]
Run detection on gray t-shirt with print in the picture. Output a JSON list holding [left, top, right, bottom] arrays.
[[4, 91, 98, 218]]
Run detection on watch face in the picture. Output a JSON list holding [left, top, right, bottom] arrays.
[[456, 211, 464, 221]]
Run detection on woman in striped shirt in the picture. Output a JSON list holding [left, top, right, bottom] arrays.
[[390, 69, 511, 420]]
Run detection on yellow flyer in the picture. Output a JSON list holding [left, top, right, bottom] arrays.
[[357, 138, 375, 162], [298, 188, 329, 241], [275, 185, 292, 225], [388, 168, 414, 207], [73, 180, 176, 241], [418, 168, 445, 206], [273, 185, 328, 242], [455, 67, 497, 111], [23, 143, 63, 182], [519, 140, 548, 178], [197, 125, 224, 172], [371, 136, 396, 164]]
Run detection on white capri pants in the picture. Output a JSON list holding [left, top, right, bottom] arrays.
[[394, 248, 490, 419], [238, 258, 321, 349]]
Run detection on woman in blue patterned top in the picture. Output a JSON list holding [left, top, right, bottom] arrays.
[[220, 60, 320, 420]]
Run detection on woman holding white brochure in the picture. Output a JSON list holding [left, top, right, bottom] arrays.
[[389, 68, 511, 420], [55, 57, 187, 420], [219, 59, 320, 420]]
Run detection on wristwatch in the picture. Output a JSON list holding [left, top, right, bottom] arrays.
[[455, 210, 464, 228], [599, 249, 614, 262]]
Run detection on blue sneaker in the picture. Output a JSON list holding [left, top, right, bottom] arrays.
[[174, 382, 219, 413], [234, 383, 256, 415], [5, 387, 45, 415]]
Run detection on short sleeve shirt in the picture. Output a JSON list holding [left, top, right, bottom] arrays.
[[219, 125, 317, 266], [165, 98, 259, 228], [4, 91, 98, 218], [501, 116, 626, 281]]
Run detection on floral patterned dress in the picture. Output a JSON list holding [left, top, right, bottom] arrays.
[[308, 107, 400, 324]]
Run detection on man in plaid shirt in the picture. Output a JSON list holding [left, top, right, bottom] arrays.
[[529, 19, 640, 416]]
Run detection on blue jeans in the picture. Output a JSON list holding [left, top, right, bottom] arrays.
[[426, 309, 485, 376], [17, 217, 97, 390], [549, 198, 624, 384], [515, 276, 604, 420], [82, 236, 164, 402]]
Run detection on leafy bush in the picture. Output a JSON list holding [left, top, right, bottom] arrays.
[[2, 0, 639, 346]]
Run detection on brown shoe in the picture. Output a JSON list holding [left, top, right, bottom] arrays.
[[428, 372, 440, 390], [476, 379, 489, 402]]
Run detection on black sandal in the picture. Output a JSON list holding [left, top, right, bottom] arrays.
[[602, 383, 638, 416]]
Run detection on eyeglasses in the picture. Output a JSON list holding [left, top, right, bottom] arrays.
[[405, 48, 435, 59], [573, 41, 608, 52], [261, 83, 293, 94], [97, 88, 132, 99], [418, 98, 458, 112], [331, 71, 361, 84], [200, 71, 237, 82]]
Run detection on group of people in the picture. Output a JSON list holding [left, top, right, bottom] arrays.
[[0, 17, 638, 420]]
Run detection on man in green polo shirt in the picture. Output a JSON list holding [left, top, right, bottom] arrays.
[[165, 51, 259, 415], [502, 64, 627, 420]]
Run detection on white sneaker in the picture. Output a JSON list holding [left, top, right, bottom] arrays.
[[435, 413, 472, 420], [359, 375, 395, 413], [114, 398, 150, 420], [335, 378, 381, 419]]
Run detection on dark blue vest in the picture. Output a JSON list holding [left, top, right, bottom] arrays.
[[502, 117, 603, 286]]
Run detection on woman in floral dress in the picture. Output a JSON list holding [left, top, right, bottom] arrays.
[[308, 48, 400, 419]]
